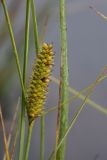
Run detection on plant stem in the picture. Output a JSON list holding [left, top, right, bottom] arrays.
[[24, 1, 40, 159], [40, 116, 45, 160], [23, 0, 31, 84], [1, 0, 25, 97], [56, 0, 69, 159], [31, 0, 40, 53], [31, 1, 45, 159], [54, 71, 62, 160], [24, 122, 34, 160], [19, 0, 31, 160]]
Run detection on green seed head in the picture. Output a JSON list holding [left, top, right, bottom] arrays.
[[26, 43, 54, 125]]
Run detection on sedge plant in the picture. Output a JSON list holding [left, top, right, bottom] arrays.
[[1, 1, 107, 160]]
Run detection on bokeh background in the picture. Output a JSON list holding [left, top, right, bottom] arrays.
[[0, 0, 107, 159]]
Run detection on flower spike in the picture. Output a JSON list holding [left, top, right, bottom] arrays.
[[26, 43, 54, 125]]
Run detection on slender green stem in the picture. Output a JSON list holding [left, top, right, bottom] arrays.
[[56, 0, 69, 159], [1, 0, 25, 97], [23, 0, 31, 84], [40, 116, 45, 160], [24, 123, 34, 160], [18, 109, 25, 160], [19, 0, 31, 160], [31, 0, 40, 53], [31, 1, 45, 159], [24, 1, 40, 159], [54, 74, 62, 160]]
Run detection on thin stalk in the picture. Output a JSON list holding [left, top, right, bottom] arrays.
[[0, 107, 10, 160], [3, 99, 19, 160], [10, 113, 21, 160], [31, 1, 45, 159], [57, 0, 69, 159], [54, 70, 62, 160], [19, 0, 31, 160], [1, 0, 25, 97], [50, 75, 107, 116], [31, 0, 40, 53], [89, 6, 107, 21], [23, 0, 31, 84], [24, 122, 34, 160], [40, 116, 45, 160], [24, 1, 40, 159]]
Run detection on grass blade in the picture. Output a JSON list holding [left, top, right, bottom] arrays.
[[45, 75, 107, 117], [0, 106, 10, 160], [56, 88, 93, 152], [49, 73, 102, 160], [1, 0, 25, 96], [10, 117, 21, 160], [56, 71, 104, 153], [54, 73, 62, 160], [89, 5, 107, 20], [19, 0, 31, 159], [31, 0, 40, 53], [50, 75, 107, 115], [3, 98, 20, 160], [56, 0, 69, 158]]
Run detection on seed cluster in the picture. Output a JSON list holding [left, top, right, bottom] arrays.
[[26, 43, 54, 125]]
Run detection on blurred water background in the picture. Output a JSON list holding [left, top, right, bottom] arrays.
[[0, 0, 107, 159]]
